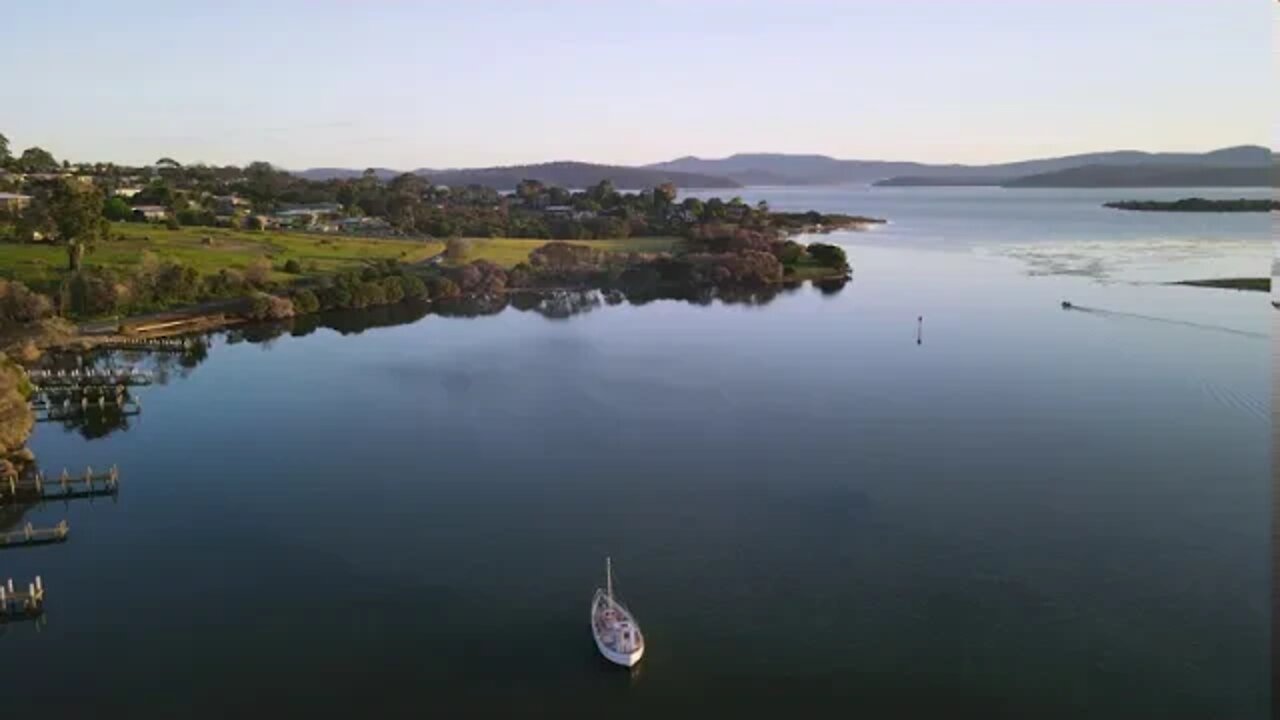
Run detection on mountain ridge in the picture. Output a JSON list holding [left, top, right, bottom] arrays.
[[293, 145, 1274, 189]]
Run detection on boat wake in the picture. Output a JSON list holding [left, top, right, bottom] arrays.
[[1200, 380, 1268, 421], [1063, 303, 1267, 340]]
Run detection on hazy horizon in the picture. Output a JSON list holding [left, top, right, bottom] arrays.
[[3, 1, 1274, 169]]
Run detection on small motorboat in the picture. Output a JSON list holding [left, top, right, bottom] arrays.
[[591, 557, 644, 667], [1061, 300, 1074, 309]]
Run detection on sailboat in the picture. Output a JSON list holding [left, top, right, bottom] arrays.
[[591, 557, 645, 667]]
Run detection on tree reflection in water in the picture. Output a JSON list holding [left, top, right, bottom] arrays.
[[37, 279, 846, 441]]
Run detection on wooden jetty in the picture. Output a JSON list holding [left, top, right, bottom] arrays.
[[93, 337, 193, 352], [0, 520, 69, 549], [27, 368, 153, 387], [35, 396, 141, 422], [0, 577, 45, 621], [32, 388, 135, 405], [0, 467, 120, 505]]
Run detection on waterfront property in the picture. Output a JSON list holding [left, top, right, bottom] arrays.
[[0, 192, 32, 214]]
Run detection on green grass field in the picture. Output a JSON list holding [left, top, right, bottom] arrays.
[[0, 223, 445, 290], [447, 237, 681, 268], [0, 224, 682, 292]]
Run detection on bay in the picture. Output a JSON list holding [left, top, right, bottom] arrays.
[[2, 187, 1269, 718]]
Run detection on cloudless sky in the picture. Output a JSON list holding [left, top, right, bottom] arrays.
[[1, 1, 1273, 169]]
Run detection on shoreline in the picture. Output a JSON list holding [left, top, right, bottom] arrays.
[[1171, 277, 1268, 293], [7, 269, 854, 355]]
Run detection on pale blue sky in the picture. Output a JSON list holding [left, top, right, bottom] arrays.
[[1, 1, 1273, 169]]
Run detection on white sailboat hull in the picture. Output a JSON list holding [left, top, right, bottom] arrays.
[[592, 629, 644, 667], [591, 588, 644, 667]]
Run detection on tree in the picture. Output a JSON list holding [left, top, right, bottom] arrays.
[[516, 179, 545, 204], [654, 182, 677, 206], [445, 237, 472, 262], [292, 288, 320, 314], [246, 292, 295, 320], [24, 179, 107, 270], [0, 132, 9, 167], [16, 146, 58, 173], [103, 196, 133, 222], [244, 257, 273, 286], [806, 242, 849, 270]]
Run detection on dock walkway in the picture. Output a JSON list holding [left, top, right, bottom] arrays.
[[0, 467, 120, 504], [0, 577, 45, 621], [0, 521, 69, 548]]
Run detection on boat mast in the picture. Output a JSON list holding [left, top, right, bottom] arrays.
[[606, 556, 613, 600]]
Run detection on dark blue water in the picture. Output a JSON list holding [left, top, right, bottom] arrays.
[[2, 188, 1269, 718]]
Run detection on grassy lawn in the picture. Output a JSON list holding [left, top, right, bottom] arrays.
[[782, 254, 848, 281], [0, 223, 445, 291], [450, 237, 681, 268]]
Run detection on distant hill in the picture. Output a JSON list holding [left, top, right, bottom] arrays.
[[414, 162, 738, 190], [294, 162, 738, 189], [1002, 164, 1278, 188], [295, 167, 401, 181], [295, 146, 1274, 189], [649, 145, 1275, 187]]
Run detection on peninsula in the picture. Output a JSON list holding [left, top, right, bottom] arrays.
[[0, 136, 884, 352], [1103, 198, 1279, 213]]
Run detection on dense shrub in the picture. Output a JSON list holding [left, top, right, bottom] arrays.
[[282, 259, 303, 274], [806, 242, 848, 270], [291, 288, 320, 314], [426, 275, 460, 300], [245, 292, 294, 320], [774, 240, 805, 265], [400, 275, 427, 299], [0, 280, 53, 330]]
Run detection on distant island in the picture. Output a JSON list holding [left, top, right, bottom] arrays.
[[1173, 278, 1269, 292], [1104, 198, 1279, 213], [1002, 164, 1277, 188], [874, 160, 1278, 189]]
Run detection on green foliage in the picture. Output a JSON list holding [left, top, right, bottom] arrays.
[[0, 279, 53, 331], [806, 242, 848, 270], [0, 132, 9, 166], [775, 240, 805, 265], [291, 288, 320, 314], [400, 274, 427, 299], [103, 196, 132, 222], [426, 275, 460, 300], [15, 146, 57, 173], [282, 258, 303, 274], [164, 216, 180, 231], [245, 292, 294, 320], [176, 207, 217, 227]]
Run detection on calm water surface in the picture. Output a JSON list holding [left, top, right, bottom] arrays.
[[3, 188, 1269, 718]]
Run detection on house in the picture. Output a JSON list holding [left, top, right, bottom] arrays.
[[112, 187, 143, 199], [338, 217, 391, 233], [212, 195, 248, 215], [130, 205, 170, 221], [0, 192, 32, 214]]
